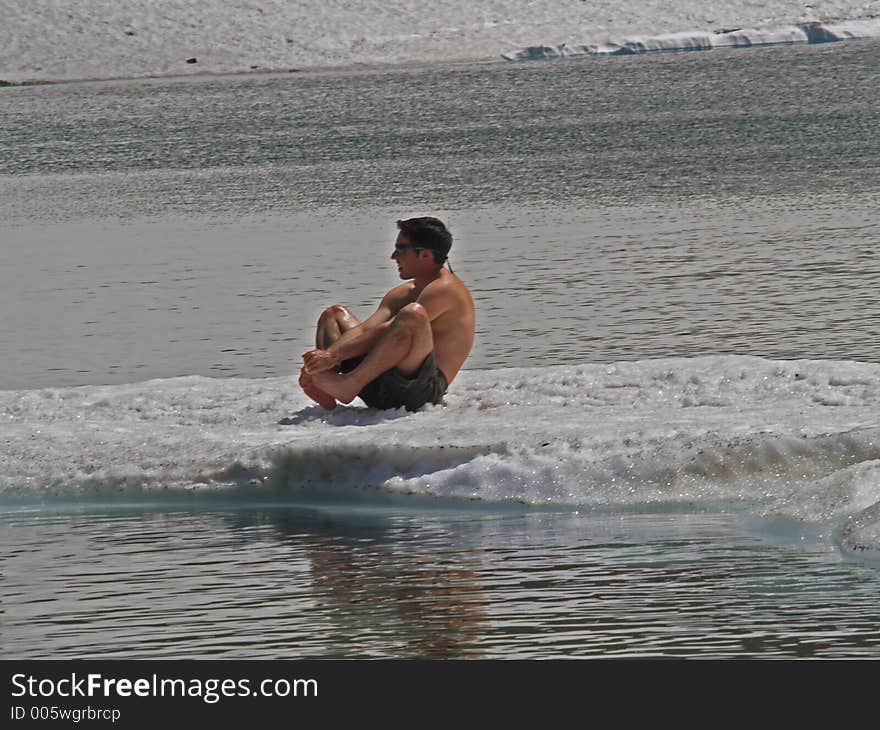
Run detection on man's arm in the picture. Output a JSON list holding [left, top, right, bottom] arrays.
[[308, 317, 391, 369], [302, 289, 402, 374]]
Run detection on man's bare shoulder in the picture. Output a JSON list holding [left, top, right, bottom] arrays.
[[419, 269, 474, 309], [416, 270, 475, 319], [420, 269, 471, 298], [382, 281, 418, 309]]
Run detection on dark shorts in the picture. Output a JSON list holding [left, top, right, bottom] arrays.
[[340, 351, 448, 412]]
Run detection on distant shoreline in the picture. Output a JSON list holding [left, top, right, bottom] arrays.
[[0, 55, 503, 88], [3, 10, 878, 88]]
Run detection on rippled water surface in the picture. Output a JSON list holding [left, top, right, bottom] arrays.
[[5, 507, 880, 659], [3, 43, 880, 389]]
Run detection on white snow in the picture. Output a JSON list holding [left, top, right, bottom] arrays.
[[503, 19, 880, 61], [3, 355, 880, 554], [1, 1, 879, 81]]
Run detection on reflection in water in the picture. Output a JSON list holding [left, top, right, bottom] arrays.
[[4, 507, 880, 659], [228, 509, 490, 658], [308, 544, 488, 658]]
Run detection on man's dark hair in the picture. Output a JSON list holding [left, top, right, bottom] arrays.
[[397, 217, 452, 266]]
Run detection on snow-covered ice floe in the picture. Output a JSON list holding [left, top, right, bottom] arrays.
[[3, 355, 880, 558]]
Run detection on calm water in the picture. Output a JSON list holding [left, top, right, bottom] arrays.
[[3, 42, 880, 658], [2, 43, 880, 389], [5, 506, 880, 659]]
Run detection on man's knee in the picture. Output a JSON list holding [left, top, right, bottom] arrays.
[[396, 302, 429, 327], [319, 304, 350, 324]]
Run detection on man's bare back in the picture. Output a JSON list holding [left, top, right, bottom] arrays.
[[299, 217, 475, 411]]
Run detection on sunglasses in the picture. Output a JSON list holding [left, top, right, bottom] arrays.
[[393, 243, 424, 254]]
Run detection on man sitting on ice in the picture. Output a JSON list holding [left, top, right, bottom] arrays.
[[299, 216, 475, 412]]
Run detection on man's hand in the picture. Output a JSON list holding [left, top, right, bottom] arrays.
[[302, 348, 342, 374]]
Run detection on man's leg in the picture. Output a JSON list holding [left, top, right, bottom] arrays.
[[312, 303, 433, 405], [300, 305, 360, 409], [315, 304, 360, 350]]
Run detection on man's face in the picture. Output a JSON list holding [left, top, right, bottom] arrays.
[[391, 231, 424, 279]]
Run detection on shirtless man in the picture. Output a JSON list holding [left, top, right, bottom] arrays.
[[299, 217, 475, 412]]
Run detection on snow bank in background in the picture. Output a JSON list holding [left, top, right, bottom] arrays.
[[1, 1, 879, 81], [502, 19, 880, 61]]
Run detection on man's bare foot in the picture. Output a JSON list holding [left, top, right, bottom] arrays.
[[302, 348, 342, 375], [312, 370, 360, 405], [299, 370, 337, 410]]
